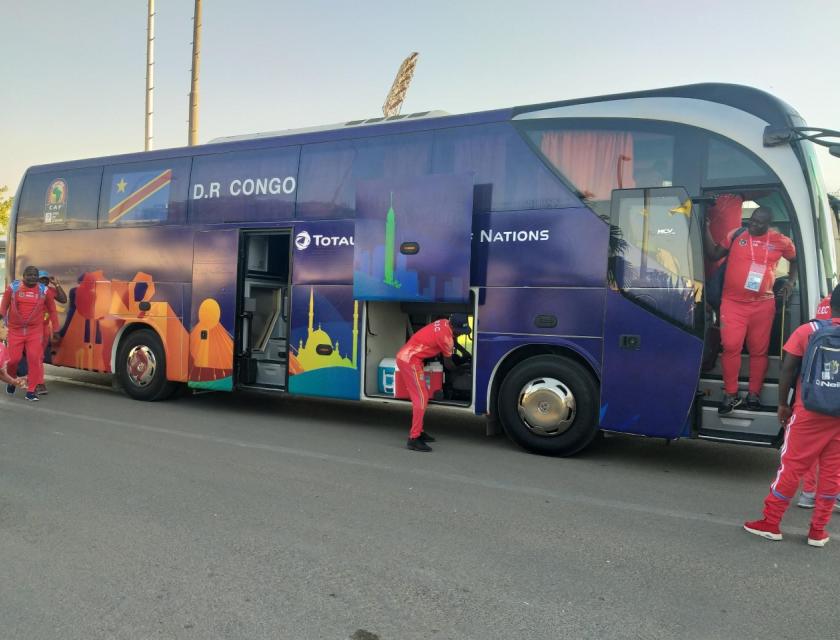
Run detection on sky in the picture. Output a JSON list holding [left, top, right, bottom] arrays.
[[2, 0, 840, 195]]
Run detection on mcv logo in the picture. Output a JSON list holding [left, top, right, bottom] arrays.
[[295, 230, 311, 250]]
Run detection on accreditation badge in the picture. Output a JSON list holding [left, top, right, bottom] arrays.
[[744, 262, 765, 292]]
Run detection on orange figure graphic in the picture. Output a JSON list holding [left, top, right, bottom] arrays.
[[189, 298, 234, 383], [55, 270, 189, 381]]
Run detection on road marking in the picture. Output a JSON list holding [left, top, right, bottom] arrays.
[[0, 394, 789, 534]]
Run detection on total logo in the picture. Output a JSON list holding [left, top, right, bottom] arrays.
[[295, 230, 311, 250], [295, 230, 354, 250]]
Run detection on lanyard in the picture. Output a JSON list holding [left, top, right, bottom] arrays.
[[747, 234, 770, 266]]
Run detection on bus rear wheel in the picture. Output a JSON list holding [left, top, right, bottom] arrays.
[[498, 355, 599, 456], [116, 328, 177, 401]]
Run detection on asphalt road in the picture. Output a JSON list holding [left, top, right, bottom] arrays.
[[1, 369, 837, 640]]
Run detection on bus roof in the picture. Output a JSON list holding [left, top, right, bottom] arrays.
[[23, 82, 801, 178]]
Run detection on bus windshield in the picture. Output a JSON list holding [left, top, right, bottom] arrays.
[[800, 140, 837, 289]]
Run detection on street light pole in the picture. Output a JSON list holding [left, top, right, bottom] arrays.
[[188, 0, 201, 146], [145, 0, 154, 151]]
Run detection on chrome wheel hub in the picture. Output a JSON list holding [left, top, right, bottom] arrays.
[[516, 377, 576, 437], [127, 345, 157, 387]]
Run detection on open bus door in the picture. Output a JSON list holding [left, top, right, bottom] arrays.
[[352, 173, 474, 304], [600, 188, 705, 438], [352, 173, 475, 401]]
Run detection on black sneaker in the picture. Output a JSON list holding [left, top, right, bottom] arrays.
[[745, 393, 762, 411], [406, 437, 432, 452], [24, 392, 39, 402], [6, 384, 16, 396], [718, 393, 742, 415], [419, 431, 436, 443]]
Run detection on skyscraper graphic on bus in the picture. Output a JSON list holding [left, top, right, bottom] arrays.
[[383, 193, 400, 289]]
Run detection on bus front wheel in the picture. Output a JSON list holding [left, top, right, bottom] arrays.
[[498, 355, 599, 456], [116, 328, 177, 401]]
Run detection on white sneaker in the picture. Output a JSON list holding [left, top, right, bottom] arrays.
[[798, 492, 816, 509]]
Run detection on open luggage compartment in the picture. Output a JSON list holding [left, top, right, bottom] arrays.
[[364, 300, 473, 407]]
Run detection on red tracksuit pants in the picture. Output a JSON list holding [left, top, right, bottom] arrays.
[[802, 462, 840, 494], [720, 297, 775, 395], [396, 358, 428, 439], [763, 410, 840, 531], [7, 327, 46, 392]]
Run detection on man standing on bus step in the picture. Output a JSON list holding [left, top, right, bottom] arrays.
[[704, 207, 797, 414], [744, 284, 840, 546], [0, 265, 60, 402], [396, 313, 471, 452]]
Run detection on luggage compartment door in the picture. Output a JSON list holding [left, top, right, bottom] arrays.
[[353, 173, 473, 303]]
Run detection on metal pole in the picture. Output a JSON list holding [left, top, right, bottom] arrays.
[[188, 0, 201, 146], [144, 0, 155, 151]]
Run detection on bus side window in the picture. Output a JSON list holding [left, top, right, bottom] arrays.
[[520, 122, 676, 219], [16, 167, 102, 232], [609, 188, 700, 328], [433, 122, 578, 213], [296, 133, 434, 220], [100, 158, 190, 227]]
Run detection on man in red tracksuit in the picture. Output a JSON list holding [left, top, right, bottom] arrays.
[[396, 313, 471, 452], [0, 265, 60, 402], [705, 207, 798, 414], [798, 294, 836, 508], [744, 285, 840, 547]]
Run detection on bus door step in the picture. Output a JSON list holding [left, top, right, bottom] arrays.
[[698, 406, 782, 446]]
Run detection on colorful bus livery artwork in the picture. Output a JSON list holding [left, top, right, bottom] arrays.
[[8, 83, 840, 456]]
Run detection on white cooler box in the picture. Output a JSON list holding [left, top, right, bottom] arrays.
[[378, 358, 397, 395]]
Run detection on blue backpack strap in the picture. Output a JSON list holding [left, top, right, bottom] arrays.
[[10, 279, 20, 293]]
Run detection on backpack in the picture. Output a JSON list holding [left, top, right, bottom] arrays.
[[706, 227, 748, 311], [10, 280, 47, 297], [800, 320, 840, 417], [8, 279, 48, 325]]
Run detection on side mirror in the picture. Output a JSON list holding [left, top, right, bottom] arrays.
[[829, 145, 840, 158]]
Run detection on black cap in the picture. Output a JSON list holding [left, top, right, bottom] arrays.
[[449, 313, 470, 334]]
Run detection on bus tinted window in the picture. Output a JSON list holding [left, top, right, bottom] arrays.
[[522, 123, 675, 217], [190, 146, 299, 223], [433, 123, 578, 212], [610, 188, 700, 329], [297, 133, 433, 219], [705, 138, 773, 182], [17, 167, 102, 232], [99, 158, 190, 227]]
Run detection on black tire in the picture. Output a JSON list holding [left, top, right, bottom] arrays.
[[497, 355, 599, 456], [116, 328, 178, 401]]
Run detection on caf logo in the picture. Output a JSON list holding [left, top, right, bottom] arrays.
[[295, 230, 311, 250], [44, 178, 68, 224]]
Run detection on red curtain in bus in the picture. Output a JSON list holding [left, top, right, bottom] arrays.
[[540, 131, 635, 201]]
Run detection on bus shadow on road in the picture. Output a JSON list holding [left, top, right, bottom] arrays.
[[177, 388, 779, 481]]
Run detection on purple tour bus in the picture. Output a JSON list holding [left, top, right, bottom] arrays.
[[6, 83, 840, 455]]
